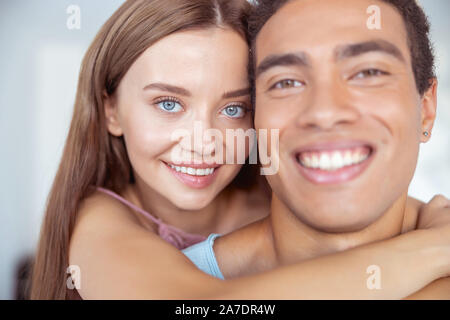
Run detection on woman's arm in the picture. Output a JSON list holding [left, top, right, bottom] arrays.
[[405, 277, 450, 299], [69, 193, 449, 299], [219, 226, 449, 299]]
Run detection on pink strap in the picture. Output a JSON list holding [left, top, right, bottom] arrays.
[[96, 187, 206, 249]]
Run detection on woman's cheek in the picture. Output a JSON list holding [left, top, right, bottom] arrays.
[[123, 118, 174, 159]]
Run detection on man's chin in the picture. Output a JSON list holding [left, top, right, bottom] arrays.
[[295, 210, 377, 234]]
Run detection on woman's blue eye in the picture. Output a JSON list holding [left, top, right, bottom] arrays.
[[222, 105, 246, 118], [156, 100, 183, 113]]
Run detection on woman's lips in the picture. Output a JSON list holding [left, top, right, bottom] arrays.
[[294, 145, 374, 184], [163, 161, 220, 189]]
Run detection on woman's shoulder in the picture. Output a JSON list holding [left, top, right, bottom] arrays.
[[68, 187, 195, 299], [70, 186, 158, 256], [75, 187, 143, 231]]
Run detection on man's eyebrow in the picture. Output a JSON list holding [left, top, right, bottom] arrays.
[[255, 53, 310, 79], [334, 39, 405, 63], [222, 87, 251, 99], [143, 83, 191, 96]]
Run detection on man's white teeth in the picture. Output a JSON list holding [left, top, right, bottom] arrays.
[[169, 164, 215, 176], [299, 150, 369, 171]]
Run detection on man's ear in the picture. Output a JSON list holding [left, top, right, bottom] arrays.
[[420, 78, 438, 143], [103, 91, 123, 137]]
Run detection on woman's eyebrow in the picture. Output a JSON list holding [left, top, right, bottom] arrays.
[[143, 82, 191, 96], [222, 88, 251, 99], [334, 39, 406, 63], [143, 83, 250, 99]]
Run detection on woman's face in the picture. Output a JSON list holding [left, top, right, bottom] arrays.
[[106, 28, 252, 210]]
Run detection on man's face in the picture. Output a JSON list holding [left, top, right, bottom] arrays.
[[254, 0, 436, 232]]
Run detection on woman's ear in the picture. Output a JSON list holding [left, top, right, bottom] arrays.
[[103, 91, 123, 137], [420, 78, 438, 143]]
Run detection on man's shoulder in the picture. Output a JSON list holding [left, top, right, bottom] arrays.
[[403, 196, 424, 232]]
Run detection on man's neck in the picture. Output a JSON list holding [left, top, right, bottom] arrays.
[[267, 192, 419, 266]]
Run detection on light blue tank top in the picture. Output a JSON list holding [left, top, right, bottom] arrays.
[[182, 233, 225, 280]]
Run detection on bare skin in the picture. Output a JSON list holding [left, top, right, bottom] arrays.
[[120, 178, 270, 236], [70, 191, 449, 299], [213, 197, 450, 299], [214, 197, 426, 279]]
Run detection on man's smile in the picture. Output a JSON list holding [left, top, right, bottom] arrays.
[[293, 140, 375, 184]]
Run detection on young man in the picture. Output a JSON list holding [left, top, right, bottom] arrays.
[[184, 0, 450, 298]]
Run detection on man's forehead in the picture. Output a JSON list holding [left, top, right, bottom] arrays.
[[255, 0, 408, 62]]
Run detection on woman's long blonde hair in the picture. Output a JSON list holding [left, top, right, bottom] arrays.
[[30, 0, 252, 299]]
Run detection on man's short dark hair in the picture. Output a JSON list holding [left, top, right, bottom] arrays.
[[248, 0, 435, 95]]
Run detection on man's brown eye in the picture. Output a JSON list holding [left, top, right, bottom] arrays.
[[355, 69, 388, 79], [272, 79, 302, 89]]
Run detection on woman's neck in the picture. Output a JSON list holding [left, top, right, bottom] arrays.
[[124, 178, 230, 236]]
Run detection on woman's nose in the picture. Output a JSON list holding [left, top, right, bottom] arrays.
[[181, 118, 217, 159]]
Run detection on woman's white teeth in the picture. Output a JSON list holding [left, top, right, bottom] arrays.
[[169, 164, 215, 176], [299, 150, 369, 171]]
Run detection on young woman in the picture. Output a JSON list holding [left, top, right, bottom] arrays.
[[30, 0, 450, 300]]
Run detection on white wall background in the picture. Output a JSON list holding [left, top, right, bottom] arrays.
[[0, 0, 448, 299]]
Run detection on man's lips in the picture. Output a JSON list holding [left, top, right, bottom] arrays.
[[292, 141, 375, 184]]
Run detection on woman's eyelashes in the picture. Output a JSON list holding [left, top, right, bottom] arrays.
[[152, 96, 250, 119]]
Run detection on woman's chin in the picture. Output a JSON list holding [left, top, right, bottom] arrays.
[[169, 193, 217, 211]]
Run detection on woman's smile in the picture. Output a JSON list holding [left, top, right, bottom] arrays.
[[163, 161, 222, 189]]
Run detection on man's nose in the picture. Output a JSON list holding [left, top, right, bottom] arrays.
[[295, 79, 360, 131]]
